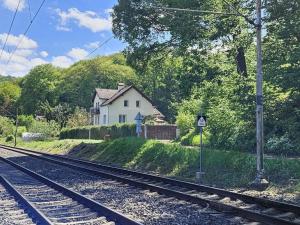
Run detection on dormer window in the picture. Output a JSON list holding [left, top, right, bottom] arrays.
[[124, 100, 128, 107]]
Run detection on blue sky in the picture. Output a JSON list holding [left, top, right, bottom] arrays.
[[0, 0, 126, 76]]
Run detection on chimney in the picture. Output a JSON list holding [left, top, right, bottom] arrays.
[[118, 83, 125, 91]]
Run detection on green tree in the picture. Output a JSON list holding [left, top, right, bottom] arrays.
[[0, 116, 14, 137], [0, 81, 21, 116], [19, 64, 62, 114], [58, 54, 137, 109], [112, 0, 254, 76], [67, 107, 90, 128]]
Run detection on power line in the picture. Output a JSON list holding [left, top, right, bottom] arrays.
[[86, 36, 114, 58], [152, 5, 256, 26], [221, 0, 256, 26], [0, 0, 22, 61], [6, 0, 46, 65], [152, 6, 239, 16]]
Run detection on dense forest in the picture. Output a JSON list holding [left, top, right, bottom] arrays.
[[0, 0, 299, 154]]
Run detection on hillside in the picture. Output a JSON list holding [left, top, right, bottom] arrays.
[[0, 75, 17, 83]]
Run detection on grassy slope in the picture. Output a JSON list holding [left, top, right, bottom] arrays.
[[1, 138, 101, 154], [1, 137, 299, 193]]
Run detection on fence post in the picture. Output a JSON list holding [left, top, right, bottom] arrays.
[[144, 125, 147, 139]]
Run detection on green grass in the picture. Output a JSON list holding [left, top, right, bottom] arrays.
[[69, 137, 300, 189], [0, 138, 102, 154], [1, 137, 299, 192]]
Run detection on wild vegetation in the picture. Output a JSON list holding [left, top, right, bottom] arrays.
[[0, 0, 299, 155]]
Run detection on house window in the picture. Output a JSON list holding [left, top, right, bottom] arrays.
[[136, 100, 140, 108], [103, 115, 107, 124], [124, 100, 128, 107], [119, 114, 127, 123]]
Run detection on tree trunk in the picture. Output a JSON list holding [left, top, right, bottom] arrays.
[[236, 47, 248, 77]]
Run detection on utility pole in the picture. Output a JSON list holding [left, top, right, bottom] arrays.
[[252, 0, 269, 189], [152, 0, 269, 189], [14, 108, 18, 147]]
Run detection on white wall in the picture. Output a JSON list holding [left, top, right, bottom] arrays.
[[93, 95, 105, 125], [99, 105, 109, 125], [107, 88, 156, 125]]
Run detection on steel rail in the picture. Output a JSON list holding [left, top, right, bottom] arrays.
[[1, 145, 299, 225], [0, 156, 143, 225], [1, 144, 299, 214], [0, 175, 53, 225]]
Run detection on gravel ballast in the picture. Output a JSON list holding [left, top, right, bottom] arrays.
[[0, 148, 248, 225]]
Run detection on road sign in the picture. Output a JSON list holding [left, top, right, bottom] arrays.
[[135, 112, 143, 121], [197, 115, 207, 127], [135, 112, 143, 137]]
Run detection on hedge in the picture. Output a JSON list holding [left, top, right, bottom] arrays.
[[60, 124, 136, 140]]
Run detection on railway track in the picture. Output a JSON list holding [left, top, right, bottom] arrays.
[[0, 176, 50, 225], [0, 154, 142, 225], [1, 144, 300, 225]]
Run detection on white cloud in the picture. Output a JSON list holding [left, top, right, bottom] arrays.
[[15, 49, 33, 57], [0, 33, 41, 76], [56, 8, 112, 33], [31, 57, 48, 67], [67, 48, 88, 61], [40, 51, 48, 57], [56, 25, 72, 32], [0, 33, 38, 49], [85, 41, 100, 49], [2, 0, 26, 11], [51, 56, 73, 68]]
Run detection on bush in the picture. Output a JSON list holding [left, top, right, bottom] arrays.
[[60, 123, 136, 140], [18, 115, 34, 129], [266, 134, 297, 155], [5, 135, 14, 142], [180, 128, 209, 146], [176, 98, 201, 136], [28, 120, 60, 138], [0, 116, 14, 137], [17, 126, 27, 137], [67, 107, 90, 128]]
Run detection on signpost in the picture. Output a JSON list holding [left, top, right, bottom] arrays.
[[135, 112, 143, 137], [196, 114, 207, 183]]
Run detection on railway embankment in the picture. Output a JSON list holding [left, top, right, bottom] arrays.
[[1, 137, 299, 204]]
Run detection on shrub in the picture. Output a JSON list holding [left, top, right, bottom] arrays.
[[67, 107, 90, 128], [60, 123, 136, 140], [266, 134, 297, 155], [17, 126, 27, 137], [180, 128, 210, 146], [176, 98, 201, 136], [0, 116, 14, 137], [18, 115, 34, 129], [5, 135, 14, 142], [28, 120, 60, 138]]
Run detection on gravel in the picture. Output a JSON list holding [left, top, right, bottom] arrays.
[[0, 183, 35, 225], [0, 148, 247, 225], [0, 160, 113, 225]]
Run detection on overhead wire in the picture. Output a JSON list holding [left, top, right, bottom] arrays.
[[0, 0, 22, 61], [85, 36, 114, 58], [221, 0, 256, 26], [6, 0, 46, 65]]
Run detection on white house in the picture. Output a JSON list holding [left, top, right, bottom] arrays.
[[91, 83, 164, 126]]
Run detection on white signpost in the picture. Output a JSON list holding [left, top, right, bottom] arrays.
[[196, 115, 207, 183], [135, 112, 143, 137]]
